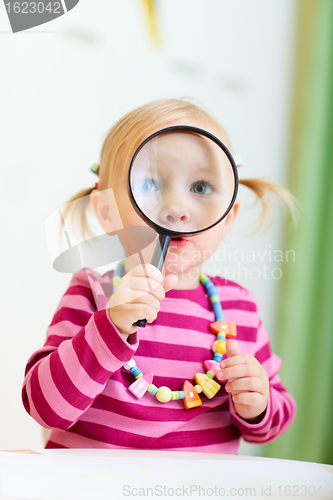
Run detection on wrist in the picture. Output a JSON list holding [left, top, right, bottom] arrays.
[[239, 407, 267, 424], [108, 306, 131, 341]]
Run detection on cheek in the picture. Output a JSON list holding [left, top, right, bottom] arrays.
[[115, 195, 146, 226], [195, 222, 226, 248]]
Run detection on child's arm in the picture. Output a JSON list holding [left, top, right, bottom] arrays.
[[22, 266, 176, 431], [218, 325, 296, 443]]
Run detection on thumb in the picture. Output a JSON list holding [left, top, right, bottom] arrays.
[[163, 274, 178, 292], [226, 339, 241, 359]]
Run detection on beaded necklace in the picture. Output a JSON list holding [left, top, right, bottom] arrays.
[[112, 260, 237, 410]]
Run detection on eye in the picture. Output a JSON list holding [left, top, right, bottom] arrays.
[[134, 178, 158, 193], [190, 181, 213, 195]]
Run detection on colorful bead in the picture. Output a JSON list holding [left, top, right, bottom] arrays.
[[201, 378, 221, 399], [128, 373, 153, 399], [212, 339, 226, 355], [209, 321, 237, 338], [156, 386, 173, 403], [113, 276, 121, 288], [123, 359, 136, 370], [225, 322, 237, 338], [147, 384, 158, 395], [195, 373, 221, 399], [183, 381, 202, 409], [203, 360, 220, 375], [171, 391, 185, 400], [209, 321, 227, 334], [131, 365, 142, 378], [214, 353, 223, 363], [194, 373, 206, 385]]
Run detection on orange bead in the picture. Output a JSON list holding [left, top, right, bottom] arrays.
[[225, 322, 237, 338], [209, 321, 227, 334], [182, 381, 202, 409], [209, 321, 237, 338]]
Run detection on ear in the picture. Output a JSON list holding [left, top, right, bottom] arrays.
[[221, 198, 240, 239], [90, 188, 123, 234]]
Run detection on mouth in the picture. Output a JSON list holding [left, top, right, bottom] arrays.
[[169, 237, 188, 248]]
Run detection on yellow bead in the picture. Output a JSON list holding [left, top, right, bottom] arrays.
[[201, 378, 221, 399], [156, 386, 172, 403], [212, 339, 226, 354], [194, 373, 206, 384]]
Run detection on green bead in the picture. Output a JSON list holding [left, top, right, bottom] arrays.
[[172, 391, 180, 400], [135, 373, 143, 379], [206, 370, 214, 379], [194, 384, 203, 394], [147, 384, 157, 393], [156, 386, 172, 403]]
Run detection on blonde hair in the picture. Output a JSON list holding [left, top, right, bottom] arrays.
[[61, 98, 297, 239]]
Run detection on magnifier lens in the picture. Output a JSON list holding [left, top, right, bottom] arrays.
[[129, 129, 237, 235]]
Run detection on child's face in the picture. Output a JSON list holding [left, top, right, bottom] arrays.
[[130, 131, 235, 235], [91, 120, 239, 288]]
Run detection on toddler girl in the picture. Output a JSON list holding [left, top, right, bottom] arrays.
[[22, 99, 296, 452]]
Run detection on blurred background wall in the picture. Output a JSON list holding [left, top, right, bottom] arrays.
[[2, 0, 330, 463]]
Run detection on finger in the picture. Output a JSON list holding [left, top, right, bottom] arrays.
[[163, 274, 178, 292], [216, 363, 264, 382], [225, 377, 267, 396], [129, 264, 164, 284], [126, 277, 166, 300], [128, 292, 161, 314], [220, 352, 262, 370], [232, 391, 264, 406], [113, 302, 158, 326], [225, 339, 241, 359], [111, 286, 163, 308]]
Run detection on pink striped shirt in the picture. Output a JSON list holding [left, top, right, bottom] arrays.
[[22, 268, 296, 452]]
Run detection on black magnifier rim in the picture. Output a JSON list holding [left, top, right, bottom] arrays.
[[128, 125, 239, 237]]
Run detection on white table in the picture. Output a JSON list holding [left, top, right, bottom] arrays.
[[0, 449, 332, 499]]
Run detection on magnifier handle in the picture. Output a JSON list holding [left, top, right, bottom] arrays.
[[135, 319, 148, 327], [134, 234, 171, 328]]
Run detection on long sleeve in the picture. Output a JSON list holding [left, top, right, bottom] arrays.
[[229, 321, 296, 443], [22, 269, 138, 430]]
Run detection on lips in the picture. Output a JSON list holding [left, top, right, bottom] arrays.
[[169, 237, 188, 248]]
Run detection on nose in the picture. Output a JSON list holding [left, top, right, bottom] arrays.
[[159, 201, 190, 227]]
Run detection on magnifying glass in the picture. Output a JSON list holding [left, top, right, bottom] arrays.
[[128, 125, 239, 326]]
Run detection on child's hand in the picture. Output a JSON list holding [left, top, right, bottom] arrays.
[[217, 339, 269, 423], [109, 264, 178, 337]]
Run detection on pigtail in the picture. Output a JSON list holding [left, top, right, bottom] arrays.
[[58, 186, 97, 244], [239, 177, 299, 234]]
